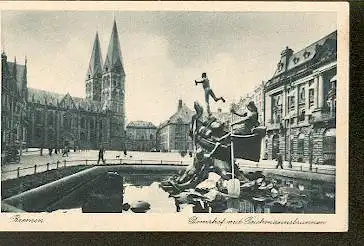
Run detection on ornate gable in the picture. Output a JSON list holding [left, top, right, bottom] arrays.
[[59, 93, 77, 110]]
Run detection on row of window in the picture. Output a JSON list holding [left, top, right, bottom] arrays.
[[34, 128, 105, 141], [270, 129, 336, 156], [34, 111, 108, 129]]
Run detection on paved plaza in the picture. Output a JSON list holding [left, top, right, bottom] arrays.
[[1, 150, 193, 180], [1, 148, 335, 181]]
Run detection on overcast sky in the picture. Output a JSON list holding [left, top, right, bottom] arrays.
[[2, 11, 336, 125]]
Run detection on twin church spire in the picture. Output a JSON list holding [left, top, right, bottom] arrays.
[[85, 20, 125, 102], [86, 32, 103, 80], [86, 20, 124, 80], [104, 20, 125, 75]]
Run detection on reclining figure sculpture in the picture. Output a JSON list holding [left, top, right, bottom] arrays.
[[161, 101, 267, 193]]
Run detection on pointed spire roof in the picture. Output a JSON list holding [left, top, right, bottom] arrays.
[[86, 32, 103, 80], [103, 20, 125, 75]]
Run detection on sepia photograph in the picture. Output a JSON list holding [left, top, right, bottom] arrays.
[[0, 1, 348, 231]]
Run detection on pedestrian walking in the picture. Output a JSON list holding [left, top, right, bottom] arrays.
[[276, 152, 283, 169], [62, 145, 69, 157], [97, 144, 106, 164]]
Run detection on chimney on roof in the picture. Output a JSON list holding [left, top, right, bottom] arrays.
[[280, 46, 294, 71], [178, 99, 183, 110], [217, 108, 222, 113]]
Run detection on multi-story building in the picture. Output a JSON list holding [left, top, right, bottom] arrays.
[[1, 54, 28, 155], [157, 99, 194, 152], [126, 121, 157, 151], [252, 81, 265, 125], [2, 20, 126, 152], [264, 31, 337, 165]]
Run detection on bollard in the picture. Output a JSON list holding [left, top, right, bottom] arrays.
[[300, 165, 302, 171], [85, 159, 88, 165], [17, 167, 20, 178], [63, 160, 67, 167], [46, 163, 50, 171], [120, 158, 122, 164], [181, 161, 183, 165], [161, 160, 163, 165], [256, 162, 259, 167], [56, 161, 59, 169], [316, 167, 318, 173], [34, 165, 37, 174], [140, 160, 143, 164], [57, 160, 61, 168]]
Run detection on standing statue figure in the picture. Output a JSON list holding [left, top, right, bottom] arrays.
[[195, 72, 225, 115]]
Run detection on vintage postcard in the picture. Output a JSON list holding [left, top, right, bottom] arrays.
[[0, 1, 348, 231]]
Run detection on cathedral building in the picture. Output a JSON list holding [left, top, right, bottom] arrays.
[[1, 20, 126, 153], [1, 54, 28, 155]]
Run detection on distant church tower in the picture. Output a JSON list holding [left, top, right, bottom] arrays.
[[85, 32, 103, 101], [101, 20, 126, 150]]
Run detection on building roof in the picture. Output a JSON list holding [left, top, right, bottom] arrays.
[[272, 30, 337, 78], [28, 88, 64, 106], [28, 88, 103, 112], [127, 121, 156, 128], [103, 20, 125, 75], [86, 32, 103, 80], [159, 101, 194, 128]]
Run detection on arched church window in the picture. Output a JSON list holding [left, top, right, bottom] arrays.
[[48, 111, 54, 125], [36, 111, 42, 124], [81, 118, 86, 128], [35, 127, 42, 139], [63, 113, 72, 129], [47, 129, 55, 145]]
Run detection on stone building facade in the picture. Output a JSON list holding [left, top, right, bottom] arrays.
[[157, 100, 194, 152], [126, 121, 157, 151], [264, 30, 337, 165], [1, 54, 28, 155], [2, 20, 126, 152]]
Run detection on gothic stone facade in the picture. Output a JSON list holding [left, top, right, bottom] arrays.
[[126, 121, 157, 151], [3, 20, 126, 151], [264, 31, 337, 165], [1, 54, 28, 154]]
